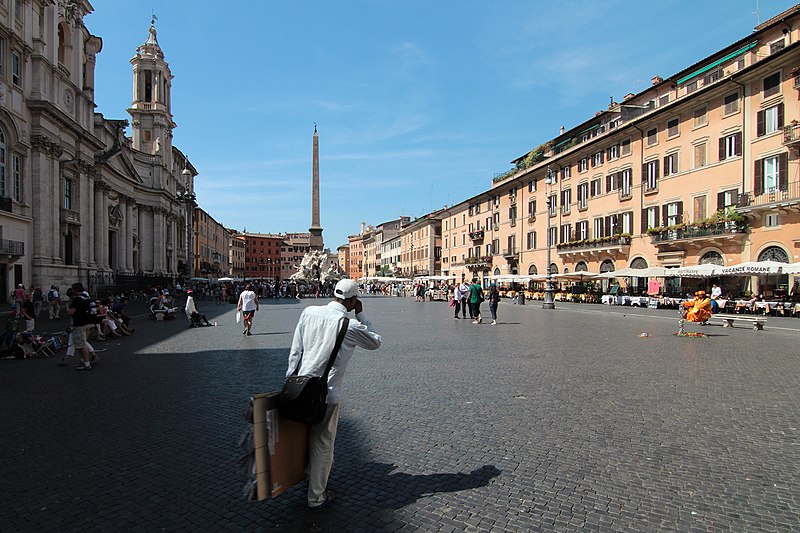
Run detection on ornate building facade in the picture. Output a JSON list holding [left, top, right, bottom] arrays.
[[0, 1, 197, 297]]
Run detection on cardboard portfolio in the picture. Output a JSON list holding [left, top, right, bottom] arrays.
[[252, 392, 309, 500]]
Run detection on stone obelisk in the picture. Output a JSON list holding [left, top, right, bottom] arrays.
[[309, 124, 324, 251]]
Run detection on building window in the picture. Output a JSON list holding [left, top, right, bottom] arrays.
[[667, 117, 680, 138], [12, 153, 20, 201], [620, 211, 633, 234], [664, 201, 683, 227], [719, 132, 742, 161], [561, 166, 571, 180], [527, 198, 536, 217], [593, 217, 604, 238], [526, 231, 536, 250], [757, 103, 784, 136], [763, 71, 781, 98], [548, 226, 557, 246], [14, 0, 22, 22], [578, 158, 589, 172], [561, 188, 571, 214], [717, 189, 738, 210], [659, 94, 669, 107], [605, 172, 618, 194], [577, 182, 588, 209], [770, 38, 786, 55], [576, 220, 588, 240], [664, 152, 679, 176], [0, 37, 5, 76], [723, 92, 739, 115], [692, 106, 707, 128], [704, 69, 722, 84], [64, 178, 73, 210], [509, 205, 517, 226], [644, 206, 659, 231], [559, 224, 572, 243], [693, 195, 707, 222], [619, 169, 632, 198], [765, 213, 780, 227], [644, 160, 659, 191], [607, 144, 619, 160], [686, 80, 698, 94], [646, 127, 658, 145], [592, 151, 603, 167], [492, 239, 499, 254], [548, 195, 557, 216], [11, 51, 21, 86], [620, 138, 631, 156], [590, 178, 601, 198], [693, 143, 707, 169], [528, 180, 536, 193], [754, 154, 788, 195]]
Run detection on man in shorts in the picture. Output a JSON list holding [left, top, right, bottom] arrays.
[[69, 282, 94, 371]]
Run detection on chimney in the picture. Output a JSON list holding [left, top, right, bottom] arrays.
[[623, 93, 635, 101], [361, 222, 366, 234], [559, 126, 565, 135], [651, 75, 663, 85]]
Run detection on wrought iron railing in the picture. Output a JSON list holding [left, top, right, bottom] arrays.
[[648, 223, 742, 243], [0, 239, 24, 255], [556, 235, 631, 252], [736, 181, 799, 208]]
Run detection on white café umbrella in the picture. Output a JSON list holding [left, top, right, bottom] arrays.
[[629, 266, 669, 278], [595, 267, 636, 279], [668, 264, 722, 278], [550, 271, 600, 282], [781, 262, 800, 275], [217, 277, 235, 282], [719, 260, 786, 276]]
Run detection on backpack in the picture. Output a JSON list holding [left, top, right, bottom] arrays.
[[47, 290, 57, 302]]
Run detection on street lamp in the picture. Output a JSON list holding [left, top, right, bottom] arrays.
[[410, 242, 414, 278], [543, 166, 556, 310], [176, 171, 196, 280]]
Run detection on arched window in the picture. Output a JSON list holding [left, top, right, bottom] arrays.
[[493, 267, 501, 276], [700, 251, 724, 265], [549, 263, 559, 275], [630, 257, 648, 270], [57, 22, 70, 66], [600, 259, 615, 273], [758, 246, 789, 263], [528, 264, 538, 275], [575, 261, 588, 272]]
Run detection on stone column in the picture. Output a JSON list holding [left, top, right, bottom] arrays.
[[93, 181, 103, 267], [125, 199, 134, 271], [153, 207, 163, 273], [30, 151, 51, 261]]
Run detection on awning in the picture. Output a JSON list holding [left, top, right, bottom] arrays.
[[676, 41, 758, 85]]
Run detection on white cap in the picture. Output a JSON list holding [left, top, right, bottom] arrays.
[[334, 279, 359, 300]]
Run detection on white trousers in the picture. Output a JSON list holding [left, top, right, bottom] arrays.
[[307, 403, 341, 506]]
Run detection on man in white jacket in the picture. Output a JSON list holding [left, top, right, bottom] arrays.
[[286, 279, 382, 510], [184, 290, 212, 327]]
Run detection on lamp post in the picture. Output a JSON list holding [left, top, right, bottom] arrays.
[[176, 174, 196, 281], [410, 242, 414, 278], [543, 166, 556, 310]]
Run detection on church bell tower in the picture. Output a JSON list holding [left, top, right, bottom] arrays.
[[128, 18, 175, 162]]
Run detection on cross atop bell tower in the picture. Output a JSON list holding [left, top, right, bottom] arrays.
[[128, 17, 175, 164]]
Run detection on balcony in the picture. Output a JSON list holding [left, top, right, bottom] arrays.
[[649, 222, 746, 251], [468, 229, 484, 241], [465, 255, 493, 271], [0, 197, 12, 213], [557, 235, 631, 257], [60, 208, 81, 226], [783, 123, 800, 148], [0, 239, 25, 256], [502, 248, 518, 258], [735, 181, 800, 215]]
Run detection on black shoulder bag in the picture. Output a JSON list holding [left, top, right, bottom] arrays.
[[279, 317, 349, 424]]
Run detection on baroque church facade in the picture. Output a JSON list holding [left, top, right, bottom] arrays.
[[0, 0, 196, 298]]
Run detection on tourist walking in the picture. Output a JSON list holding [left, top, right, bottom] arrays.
[[469, 278, 484, 324], [32, 286, 43, 317], [21, 294, 36, 332], [237, 283, 259, 335], [453, 282, 465, 319], [285, 279, 382, 510], [487, 284, 500, 325], [69, 283, 95, 371], [458, 280, 471, 318], [48, 285, 61, 319]]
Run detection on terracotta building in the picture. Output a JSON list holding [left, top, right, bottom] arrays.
[[193, 208, 230, 280], [243, 233, 282, 280]]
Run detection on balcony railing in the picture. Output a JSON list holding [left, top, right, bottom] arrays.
[[0, 239, 24, 256], [503, 248, 518, 258], [649, 222, 743, 243], [556, 235, 631, 253], [736, 181, 800, 209], [783, 123, 800, 146], [469, 230, 484, 241], [0, 197, 12, 213]]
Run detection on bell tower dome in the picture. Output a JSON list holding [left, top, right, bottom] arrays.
[[128, 18, 175, 162]]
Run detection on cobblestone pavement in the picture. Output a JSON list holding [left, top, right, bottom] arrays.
[[1, 296, 799, 532]]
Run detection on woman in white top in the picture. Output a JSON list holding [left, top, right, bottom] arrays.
[[237, 283, 259, 335]]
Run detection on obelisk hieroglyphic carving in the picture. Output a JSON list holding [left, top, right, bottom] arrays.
[[309, 124, 324, 251]]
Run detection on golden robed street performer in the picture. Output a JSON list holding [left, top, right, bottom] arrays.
[[677, 291, 713, 335]]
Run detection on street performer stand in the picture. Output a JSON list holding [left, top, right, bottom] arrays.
[[676, 290, 713, 337]]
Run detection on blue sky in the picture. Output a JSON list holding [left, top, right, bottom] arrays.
[[86, 0, 798, 248]]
